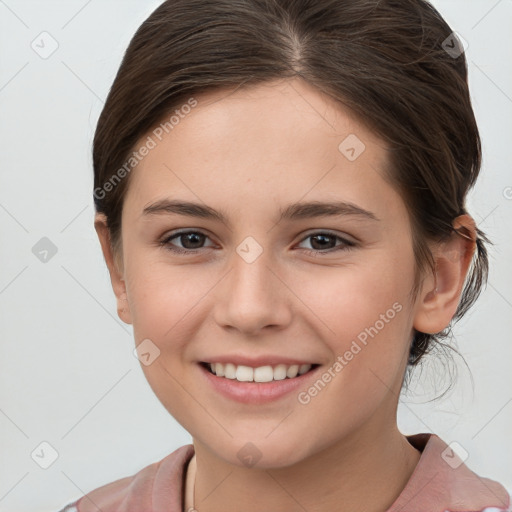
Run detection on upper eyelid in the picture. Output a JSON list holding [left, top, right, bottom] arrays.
[[298, 229, 356, 243], [161, 229, 215, 244]]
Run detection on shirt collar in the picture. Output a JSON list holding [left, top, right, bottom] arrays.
[[76, 433, 510, 512], [387, 433, 510, 512]]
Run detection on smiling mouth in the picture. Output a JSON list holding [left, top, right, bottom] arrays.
[[199, 361, 320, 383]]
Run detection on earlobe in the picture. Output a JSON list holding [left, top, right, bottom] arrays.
[[94, 213, 133, 325], [413, 214, 477, 335]]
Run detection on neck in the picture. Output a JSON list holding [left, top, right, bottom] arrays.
[[188, 423, 421, 512]]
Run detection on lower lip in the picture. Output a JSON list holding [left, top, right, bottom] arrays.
[[198, 363, 321, 404]]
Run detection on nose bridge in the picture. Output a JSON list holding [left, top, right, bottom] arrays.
[[232, 236, 270, 294], [214, 235, 291, 333]]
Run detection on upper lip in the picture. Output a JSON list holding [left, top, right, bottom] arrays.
[[200, 355, 319, 368]]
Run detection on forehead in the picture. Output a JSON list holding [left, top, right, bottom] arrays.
[[125, 78, 402, 222]]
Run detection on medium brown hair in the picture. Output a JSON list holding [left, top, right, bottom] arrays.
[[93, 0, 490, 368]]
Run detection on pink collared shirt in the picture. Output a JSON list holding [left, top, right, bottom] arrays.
[[58, 433, 510, 512]]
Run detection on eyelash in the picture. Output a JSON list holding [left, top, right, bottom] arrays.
[[158, 230, 357, 256]]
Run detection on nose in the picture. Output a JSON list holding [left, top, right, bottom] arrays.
[[213, 245, 293, 335]]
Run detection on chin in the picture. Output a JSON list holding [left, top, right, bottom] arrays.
[[202, 434, 316, 470]]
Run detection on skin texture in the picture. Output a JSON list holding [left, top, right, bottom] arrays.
[[95, 77, 477, 512]]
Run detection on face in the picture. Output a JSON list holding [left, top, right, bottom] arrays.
[[104, 78, 433, 467]]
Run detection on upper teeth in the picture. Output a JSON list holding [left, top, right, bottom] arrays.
[[209, 363, 313, 382]]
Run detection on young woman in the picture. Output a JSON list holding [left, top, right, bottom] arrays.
[[58, 0, 510, 510]]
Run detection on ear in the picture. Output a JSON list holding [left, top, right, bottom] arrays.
[[94, 213, 133, 325], [413, 214, 477, 335]]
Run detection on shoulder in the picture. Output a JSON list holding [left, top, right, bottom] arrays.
[[480, 506, 512, 512], [472, 491, 512, 512], [456, 498, 512, 512], [396, 433, 510, 512], [55, 444, 195, 512]]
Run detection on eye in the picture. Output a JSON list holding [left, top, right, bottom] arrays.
[[159, 230, 215, 254], [296, 231, 356, 254], [159, 229, 357, 256]]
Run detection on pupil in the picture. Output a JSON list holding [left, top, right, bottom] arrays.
[[312, 234, 332, 250], [183, 233, 203, 249]]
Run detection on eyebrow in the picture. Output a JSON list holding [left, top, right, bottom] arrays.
[[141, 199, 380, 227]]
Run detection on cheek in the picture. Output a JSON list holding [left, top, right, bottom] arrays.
[[298, 253, 412, 337], [124, 249, 213, 338], [123, 258, 209, 416], [297, 253, 414, 400]]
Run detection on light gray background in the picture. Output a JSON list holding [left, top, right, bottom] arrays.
[[0, 1, 511, 511]]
